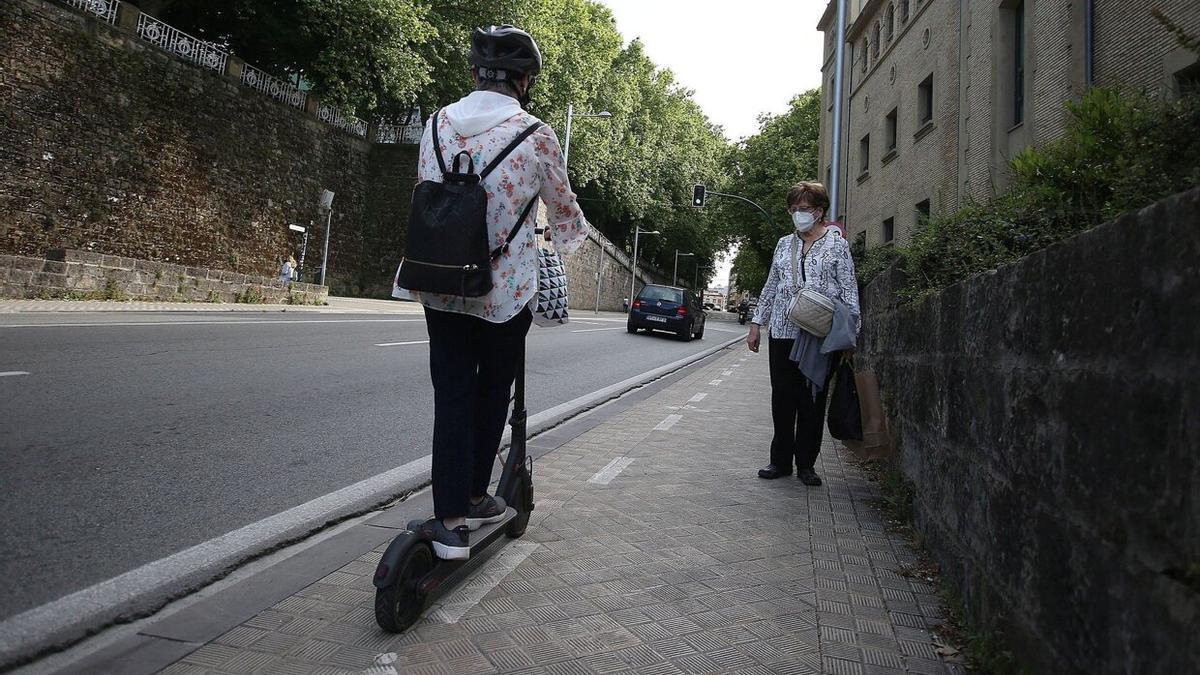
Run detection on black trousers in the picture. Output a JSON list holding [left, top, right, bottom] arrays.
[[424, 306, 532, 519], [768, 337, 830, 472]]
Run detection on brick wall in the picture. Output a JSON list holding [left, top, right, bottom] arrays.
[[857, 187, 1200, 673], [1094, 0, 1200, 94]]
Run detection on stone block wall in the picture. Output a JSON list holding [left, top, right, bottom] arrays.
[[0, 0, 658, 304], [0, 249, 326, 303], [857, 187, 1200, 673], [563, 226, 670, 312], [0, 0, 413, 295]]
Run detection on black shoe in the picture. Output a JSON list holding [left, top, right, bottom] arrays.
[[798, 469, 823, 486], [466, 494, 507, 531], [758, 464, 792, 479], [419, 518, 470, 560]]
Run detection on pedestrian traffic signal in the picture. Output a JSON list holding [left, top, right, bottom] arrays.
[[692, 184, 706, 207]]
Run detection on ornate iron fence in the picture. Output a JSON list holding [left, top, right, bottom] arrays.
[[64, 0, 120, 24], [317, 103, 368, 139], [135, 13, 228, 74], [376, 122, 423, 145], [240, 64, 307, 111]]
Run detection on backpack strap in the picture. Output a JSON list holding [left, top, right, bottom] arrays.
[[479, 120, 545, 181], [489, 196, 540, 261], [430, 107, 449, 176]]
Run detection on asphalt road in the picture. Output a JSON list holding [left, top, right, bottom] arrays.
[[0, 310, 746, 621]]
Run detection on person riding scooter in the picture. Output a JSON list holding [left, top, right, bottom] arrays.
[[737, 298, 751, 325]]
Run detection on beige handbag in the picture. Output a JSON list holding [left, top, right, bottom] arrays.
[[787, 235, 835, 337]]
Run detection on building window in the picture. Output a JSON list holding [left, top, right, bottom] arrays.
[[900, 0, 910, 23], [873, 22, 881, 59], [918, 74, 934, 124], [859, 134, 870, 174], [883, 217, 895, 243], [886, 108, 898, 151], [1013, 1, 1025, 125], [861, 40, 869, 73], [916, 199, 931, 225], [887, 4, 896, 41]]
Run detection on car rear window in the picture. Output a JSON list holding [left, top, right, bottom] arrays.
[[638, 286, 684, 303]]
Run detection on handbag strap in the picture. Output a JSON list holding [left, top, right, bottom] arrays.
[[791, 235, 807, 286], [489, 196, 539, 261]]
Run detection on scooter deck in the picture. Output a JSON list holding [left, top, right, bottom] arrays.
[[414, 507, 519, 595]]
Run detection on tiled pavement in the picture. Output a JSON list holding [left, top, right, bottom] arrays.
[[158, 347, 961, 675]]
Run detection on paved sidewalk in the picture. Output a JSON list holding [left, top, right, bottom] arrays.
[[155, 348, 959, 675]]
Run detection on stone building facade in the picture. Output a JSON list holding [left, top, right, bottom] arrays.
[[818, 0, 1200, 249]]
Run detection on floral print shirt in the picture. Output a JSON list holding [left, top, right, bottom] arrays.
[[752, 229, 861, 340], [394, 105, 589, 323]]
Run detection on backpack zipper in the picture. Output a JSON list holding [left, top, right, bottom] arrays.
[[407, 259, 480, 271]]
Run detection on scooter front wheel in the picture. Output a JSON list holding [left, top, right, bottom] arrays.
[[374, 541, 434, 632]]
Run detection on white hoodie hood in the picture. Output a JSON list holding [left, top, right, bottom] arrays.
[[443, 91, 528, 138]]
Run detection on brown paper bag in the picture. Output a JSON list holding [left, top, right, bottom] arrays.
[[841, 367, 893, 460]]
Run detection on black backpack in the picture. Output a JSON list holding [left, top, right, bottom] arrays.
[[397, 108, 544, 297]]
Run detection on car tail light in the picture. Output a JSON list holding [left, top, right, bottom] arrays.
[[677, 306, 688, 316], [632, 300, 641, 309]]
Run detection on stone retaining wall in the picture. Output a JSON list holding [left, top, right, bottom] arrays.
[[857, 186, 1200, 673], [0, 249, 326, 304]]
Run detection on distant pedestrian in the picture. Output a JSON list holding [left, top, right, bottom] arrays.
[[622, 297, 629, 312], [279, 256, 293, 283], [746, 181, 860, 486], [288, 255, 298, 282]]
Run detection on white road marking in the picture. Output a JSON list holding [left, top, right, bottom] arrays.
[[589, 457, 636, 485], [570, 320, 603, 325], [0, 318, 426, 329], [654, 414, 682, 431], [722, 370, 733, 376], [374, 340, 429, 347], [570, 327, 623, 333], [709, 379, 723, 386], [731, 364, 741, 368], [0, 371, 30, 377], [420, 540, 539, 625], [688, 393, 708, 402], [0, 455, 432, 663]]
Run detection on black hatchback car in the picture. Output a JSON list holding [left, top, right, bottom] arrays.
[[626, 284, 707, 340]]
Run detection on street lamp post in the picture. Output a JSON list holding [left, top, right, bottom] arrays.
[[289, 223, 308, 281], [562, 104, 612, 312], [317, 189, 335, 287], [629, 226, 660, 310], [562, 104, 612, 166], [673, 251, 694, 287]]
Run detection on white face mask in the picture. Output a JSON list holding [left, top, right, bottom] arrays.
[[792, 210, 816, 233]]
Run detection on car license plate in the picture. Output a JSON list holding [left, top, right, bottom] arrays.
[[647, 315, 667, 323]]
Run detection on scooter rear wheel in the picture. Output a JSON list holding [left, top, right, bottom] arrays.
[[505, 472, 532, 538], [374, 542, 434, 632]]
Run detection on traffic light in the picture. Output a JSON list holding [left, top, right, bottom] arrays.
[[692, 184, 706, 207]]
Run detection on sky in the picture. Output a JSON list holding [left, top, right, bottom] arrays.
[[597, 0, 829, 288], [598, 0, 828, 142]]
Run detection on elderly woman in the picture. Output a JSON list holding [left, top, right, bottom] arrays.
[[746, 182, 860, 486]]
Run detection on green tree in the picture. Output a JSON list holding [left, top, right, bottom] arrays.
[[157, 0, 436, 117], [720, 89, 822, 294]]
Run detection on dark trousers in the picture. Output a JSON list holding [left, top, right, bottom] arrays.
[[768, 337, 830, 472], [424, 307, 531, 519]]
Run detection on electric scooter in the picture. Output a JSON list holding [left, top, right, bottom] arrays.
[[372, 346, 535, 633]]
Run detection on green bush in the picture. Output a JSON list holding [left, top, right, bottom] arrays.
[[880, 87, 1200, 299]]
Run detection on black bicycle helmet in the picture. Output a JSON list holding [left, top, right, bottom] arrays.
[[470, 25, 543, 80]]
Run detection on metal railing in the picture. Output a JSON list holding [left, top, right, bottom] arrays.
[[317, 103, 368, 139], [376, 122, 423, 145], [240, 64, 307, 111], [135, 12, 228, 74], [64, 0, 119, 24]]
